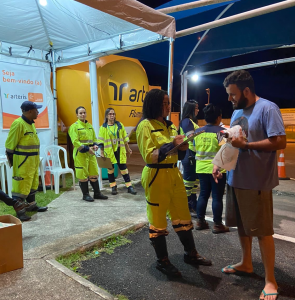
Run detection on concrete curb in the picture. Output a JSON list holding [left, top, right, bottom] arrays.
[[47, 259, 114, 300], [46, 221, 148, 300]]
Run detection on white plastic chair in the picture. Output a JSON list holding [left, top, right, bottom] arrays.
[[39, 157, 46, 194], [44, 145, 75, 194]]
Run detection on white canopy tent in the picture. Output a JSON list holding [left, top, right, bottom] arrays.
[[0, 0, 176, 157]]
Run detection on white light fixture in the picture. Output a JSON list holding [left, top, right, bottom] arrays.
[[191, 74, 199, 82], [39, 0, 47, 6]]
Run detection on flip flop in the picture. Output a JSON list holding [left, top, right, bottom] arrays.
[[221, 265, 253, 276], [259, 289, 279, 300]]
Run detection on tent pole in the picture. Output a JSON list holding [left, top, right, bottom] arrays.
[[89, 59, 103, 189], [183, 71, 188, 113], [180, 74, 184, 119], [158, 0, 231, 14], [52, 51, 58, 146], [176, 0, 295, 38], [167, 38, 174, 120], [180, 3, 234, 75], [196, 56, 295, 76]]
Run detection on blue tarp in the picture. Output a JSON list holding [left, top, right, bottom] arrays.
[[122, 0, 295, 73]]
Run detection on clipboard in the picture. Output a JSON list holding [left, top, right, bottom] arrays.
[[96, 156, 113, 169], [166, 130, 205, 155]]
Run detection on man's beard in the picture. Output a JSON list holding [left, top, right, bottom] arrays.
[[234, 93, 248, 109]]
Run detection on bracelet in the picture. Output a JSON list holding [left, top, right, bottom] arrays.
[[244, 142, 249, 150]]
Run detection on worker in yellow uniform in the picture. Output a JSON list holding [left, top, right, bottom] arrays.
[[194, 104, 229, 233], [137, 89, 212, 277], [98, 108, 136, 196], [5, 101, 48, 221], [179, 100, 199, 217], [69, 106, 108, 202]]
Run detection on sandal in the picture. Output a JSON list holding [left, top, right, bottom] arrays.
[[259, 289, 279, 300], [221, 265, 253, 276]]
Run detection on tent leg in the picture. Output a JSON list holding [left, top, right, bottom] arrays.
[[167, 38, 174, 120], [52, 51, 58, 146], [89, 59, 103, 190]]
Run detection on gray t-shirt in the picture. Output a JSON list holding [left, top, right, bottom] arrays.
[[227, 98, 285, 190]]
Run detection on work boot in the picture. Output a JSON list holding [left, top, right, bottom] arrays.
[[195, 218, 209, 230], [90, 180, 108, 200], [212, 223, 229, 234], [13, 199, 31, 222], [156, 257, 181, 277], [184, 249, 212, 266], [111, 186, 118, 195], [150, 235, 181, 277], [177, 229, 212, 266], [127, 186, 137, 195], [79, 181, 94, 202], [26, 193, 48, 212]]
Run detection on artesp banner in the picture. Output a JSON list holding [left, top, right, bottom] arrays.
[[0, 61, 49, 129]]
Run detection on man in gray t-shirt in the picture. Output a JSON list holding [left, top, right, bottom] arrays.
[[213, 70, 286, 300]]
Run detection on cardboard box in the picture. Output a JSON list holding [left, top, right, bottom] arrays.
[[0, 215, 23, 274]]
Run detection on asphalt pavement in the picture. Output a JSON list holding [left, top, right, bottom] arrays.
[[79, 223, 295, 300]]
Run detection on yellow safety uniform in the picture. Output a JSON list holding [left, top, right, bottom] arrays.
[[179, 118, 199, 197], [68, 119, 99, 180], [5, 116, 40, 199], [98, 121, 132, 188], [137, 119, 193, 238], [194, 126, 226, 174], [97, 121, 129, 164]]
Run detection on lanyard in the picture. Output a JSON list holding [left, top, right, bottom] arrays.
[[107, 124, 117, 137]]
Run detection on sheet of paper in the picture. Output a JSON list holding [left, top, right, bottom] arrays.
[[166, 130, 205, 155]]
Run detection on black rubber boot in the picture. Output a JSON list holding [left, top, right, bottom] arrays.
[[127, 186, 137, 195], [150, 235, 181, 277], [90, 180, 108, 200], [79, 181, 94, 202], [111, 186, 118, 195], [177, 230, 212, 266], [26, 193, 48, 212], [13, 198, 31, 222]]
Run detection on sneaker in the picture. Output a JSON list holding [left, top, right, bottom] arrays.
[[184, 249, 212, 266], [156, 257, 181, 277], [195, 219, 209, 230], [189, 208, 197, 218], [212, 223, 229, 234]]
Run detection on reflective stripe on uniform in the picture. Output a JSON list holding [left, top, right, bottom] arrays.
[[186, 130, 194, 137], [80, 139, 93, 143], [195, 150, 217, 156], [195, 156, 215, 161], [17, 145, 40, 150]]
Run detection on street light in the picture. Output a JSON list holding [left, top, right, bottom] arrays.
[[191, 74, 199, 82]]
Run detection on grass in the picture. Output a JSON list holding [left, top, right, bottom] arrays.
[[0, 173, 76, 217], [56, 231, 134, 299]]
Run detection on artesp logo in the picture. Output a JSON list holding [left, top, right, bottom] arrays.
[[129, 109, 142, 118], [4, 93, 9, 98], [109, 81, 147, 103]]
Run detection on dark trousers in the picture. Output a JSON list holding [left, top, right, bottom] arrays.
[[108, 150, 131, 185], [197, 173, 226, 224], [0, 189, 16, 206]]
